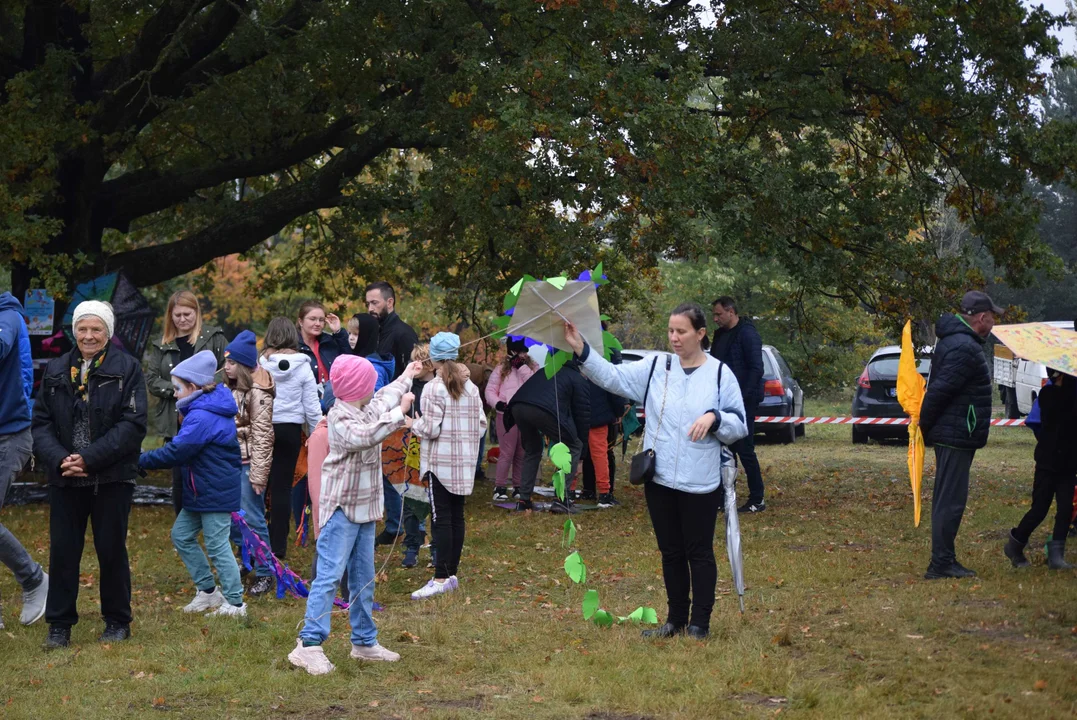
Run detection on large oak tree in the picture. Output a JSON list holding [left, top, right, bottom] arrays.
[[2, 0, 1073, 330]]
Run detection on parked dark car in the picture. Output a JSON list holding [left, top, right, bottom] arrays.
[[756, 345, 804, 444], [851, 345, 932, 444]]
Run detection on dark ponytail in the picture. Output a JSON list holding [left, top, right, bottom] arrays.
[[671, 303, 708, 342]]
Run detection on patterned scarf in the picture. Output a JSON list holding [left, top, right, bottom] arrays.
[[70, 349, 107, 405]]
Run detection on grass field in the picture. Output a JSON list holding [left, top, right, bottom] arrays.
[[1, 399, 1075, 719]]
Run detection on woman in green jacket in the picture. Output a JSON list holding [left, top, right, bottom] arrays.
[[144, 290, 228, 513]]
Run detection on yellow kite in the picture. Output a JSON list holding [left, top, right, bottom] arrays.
[[897, 320, 926, 527]]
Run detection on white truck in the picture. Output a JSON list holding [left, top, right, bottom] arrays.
[[993, 320, 1074, 418]]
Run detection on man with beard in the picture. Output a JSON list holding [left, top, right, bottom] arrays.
[[366, 282, 418, 382], [366, 282, 419, 545]]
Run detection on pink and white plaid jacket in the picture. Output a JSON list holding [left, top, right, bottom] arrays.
[[318, 375, 411, 528], [410, 377, 487, 496]]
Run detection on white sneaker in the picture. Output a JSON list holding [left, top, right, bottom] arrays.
[[350, 643, 400, 662], [289, 640, 335, 675], [206, 602, 247, 618], [20, 572, 48, 626], [410, 578, 455, 600], [182, 588, 224, 613]]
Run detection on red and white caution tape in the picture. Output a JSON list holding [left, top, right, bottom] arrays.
[[755, 416, 1026, 427]]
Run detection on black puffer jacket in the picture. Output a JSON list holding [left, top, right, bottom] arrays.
[[1033, 377, 1077, 472], [508, 362, 591, 441], [710, 319, 764, 407], [919, 313, 992, 449], [32, 348, 148, 487]]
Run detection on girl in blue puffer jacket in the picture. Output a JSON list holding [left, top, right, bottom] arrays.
[[140, 351, 247, 618]]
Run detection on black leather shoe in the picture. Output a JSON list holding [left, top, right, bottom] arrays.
[[98, 622, 131, 642], [512, 499, 533, 512], [685, 625, 709, 640], [950, 562, 977, 578], [641, 622, 684, 639], [44, 625, 70, 650]]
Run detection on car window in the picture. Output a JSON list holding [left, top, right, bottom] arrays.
[[869, 355, 931, 377], [761, 351, 777, 379], [621, 353, 643, 363], [774, 352, 793, 378]]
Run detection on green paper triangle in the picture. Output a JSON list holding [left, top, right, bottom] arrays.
[[562, 518, 576, 548], [564, 551, 586, 584], [582, 589, 599, 620]]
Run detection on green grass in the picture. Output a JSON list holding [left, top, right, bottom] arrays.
[[2, 422, 1075, 719]]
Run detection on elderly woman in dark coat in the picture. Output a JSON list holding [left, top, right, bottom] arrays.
[[32, 300, 148, 649]]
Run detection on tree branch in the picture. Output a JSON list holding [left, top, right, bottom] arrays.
[[105, 125, 443, 286], [98, 117, 358, 230]]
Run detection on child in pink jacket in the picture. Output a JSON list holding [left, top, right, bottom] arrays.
[[485, 338, 536, 501]]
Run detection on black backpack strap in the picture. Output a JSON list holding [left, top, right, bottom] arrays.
[[715, 359, 723, 393]]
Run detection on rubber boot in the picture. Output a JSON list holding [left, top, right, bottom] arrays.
[[1004, 531, 1030, 568], [1047, 540, 1073, 570]]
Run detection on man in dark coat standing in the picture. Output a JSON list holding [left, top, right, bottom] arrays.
[[710, 297, 766, 512], [919, 290, 1001, 580], [365, 281, 419, 544]]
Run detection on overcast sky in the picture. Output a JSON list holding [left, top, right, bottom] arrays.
[[1027, 0, 1076, 57]]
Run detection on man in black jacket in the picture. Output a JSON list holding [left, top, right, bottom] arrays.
[[919, 291, 1001, 580], [508, 361, 591, 513], [365, 281, 418, 381], [365, 281, 418, 544], [711, 297, 766, 512]]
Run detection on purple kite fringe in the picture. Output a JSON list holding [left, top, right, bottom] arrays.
[[231, 510, 348, 610]]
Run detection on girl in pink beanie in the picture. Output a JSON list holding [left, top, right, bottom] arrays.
[[288, 355, 422, 675]]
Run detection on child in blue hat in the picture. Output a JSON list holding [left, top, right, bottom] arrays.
[[140, 350, 247, 617]]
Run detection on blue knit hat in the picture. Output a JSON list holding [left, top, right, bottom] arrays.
[[429, 332, 460, 361], [172, 350, 218, 387], [224, 329, 258, 369]]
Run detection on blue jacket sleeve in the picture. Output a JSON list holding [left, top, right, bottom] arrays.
[[139, 413, 206, 470]]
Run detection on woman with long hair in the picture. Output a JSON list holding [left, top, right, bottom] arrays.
[[296, 300, 351, 386], [145, 290, 227, 514], [563, 303, 748, 640], [259, 318, 321, 560]]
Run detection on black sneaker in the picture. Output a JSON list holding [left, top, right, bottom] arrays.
[[248, 576, 275, 596], [579, 490, 597, 502], [492, 487, 509, 501], [924, 562, 977, 580], [45, 625, 70, 650], [597, 493, 616, 508], [512, 499, 533, 512], [641, 622, 684, 639], [401, 548, 418, 568], [686, 625, 709, 640], [98, 622, 131, 643], [374, 530, 403, 546], [511, 487, 521, 499], [738, 501, 766, 514]]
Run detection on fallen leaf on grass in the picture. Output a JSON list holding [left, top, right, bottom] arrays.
[[532, 696, 544, 703], [905, 635, 923, 640], [152, 697, 166, 707], [1034, 680, 1047, 691], [61, 696, 70, 705], [399, 631, 421, 644], [369, 701, 380, 708], [416, 689, 432, 694]]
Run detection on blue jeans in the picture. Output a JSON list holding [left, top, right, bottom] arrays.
[[172, 510, 244, 606], [229, 465, 273, 578], [382, 475, 403, 535], [299, 509, 377, 647]]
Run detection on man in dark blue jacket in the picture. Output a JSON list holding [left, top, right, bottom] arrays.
[[919, 291, 1001, 580], [0, 292, 49, 627], [711, 297, 766, 512]]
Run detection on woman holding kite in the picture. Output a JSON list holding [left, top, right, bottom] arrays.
[[563, 303, 747, 640]]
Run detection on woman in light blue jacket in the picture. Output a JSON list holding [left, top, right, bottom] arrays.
[[564, 303, 747, 640]]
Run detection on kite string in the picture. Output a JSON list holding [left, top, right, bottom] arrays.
[[452, 281, 594, 354]]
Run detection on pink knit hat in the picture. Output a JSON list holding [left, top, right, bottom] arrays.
[[330, 355, 378, 403]]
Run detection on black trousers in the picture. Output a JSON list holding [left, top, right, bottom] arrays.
[[1013, 467, 1077, 545], [267, 422, 303, 559], [46, 482, 134, 628], [429, 474, 465, 580], [514, 403, 581, 500], [644, 480, 722, 631], [731, 406, 763, 504], [930, 446, 975, 567]]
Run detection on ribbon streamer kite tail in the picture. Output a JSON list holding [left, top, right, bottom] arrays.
[[896, 320, 926, 527]]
